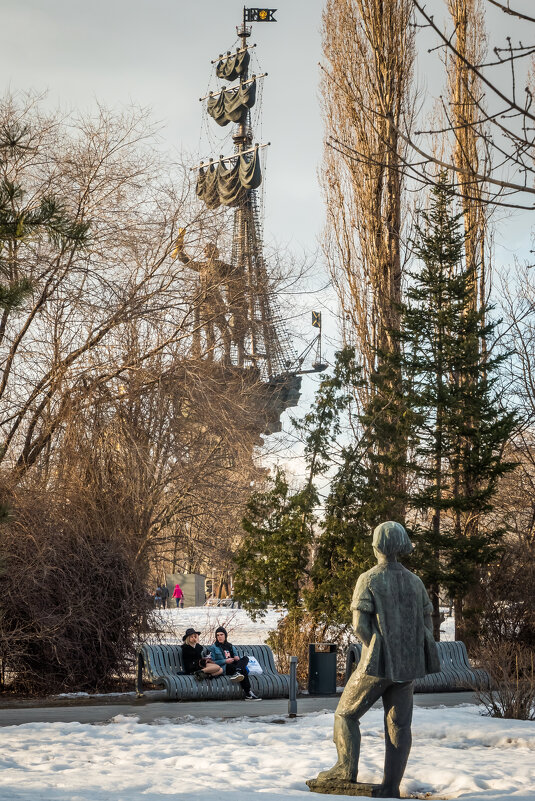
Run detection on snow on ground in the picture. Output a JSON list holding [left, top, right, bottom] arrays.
[[1, 705, 534, 801], [150, 605, 287, 645], [150, 606, 455, 645]]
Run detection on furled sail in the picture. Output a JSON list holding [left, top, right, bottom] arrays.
[[196, 149, 262, 209], [207, 80, 256, 127], [216, 49, 250, 82]]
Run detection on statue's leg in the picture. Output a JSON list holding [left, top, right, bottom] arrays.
[[318, 673, 388, 783], [376, 681, 414, 798], [213, 291, 232, 362], [205, 314, 215, 361], [192, 304, 201, 358]]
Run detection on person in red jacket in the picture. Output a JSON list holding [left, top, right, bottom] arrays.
[[172, 583, 184, 609]]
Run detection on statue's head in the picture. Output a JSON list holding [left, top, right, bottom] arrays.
[[204, 243, 219, 259], [372, 521, 413, 558]]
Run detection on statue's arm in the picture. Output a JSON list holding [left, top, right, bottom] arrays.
[[173, 228, 200, 270], [424, 609, 433, 634], [353, 609, 373, 647]]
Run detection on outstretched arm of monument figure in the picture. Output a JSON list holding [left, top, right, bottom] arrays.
[[173, 228, 200, 270]]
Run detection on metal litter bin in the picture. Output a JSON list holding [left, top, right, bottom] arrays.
[[308, 643, 337, 695]]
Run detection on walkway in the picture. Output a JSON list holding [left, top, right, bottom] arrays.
[[0, 690, 477, 727]]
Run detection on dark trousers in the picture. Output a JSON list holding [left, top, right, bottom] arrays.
[[226, 656, 250, 694], [333, 673, 414, 797]]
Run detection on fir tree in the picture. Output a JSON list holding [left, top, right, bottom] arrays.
[[401, 172, 517, 640], [301, 348, 373, 624], [233, 468, 317, 618], [304, 348, 414, 624]]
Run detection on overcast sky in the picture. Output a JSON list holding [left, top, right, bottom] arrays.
[[1, 1, 532, 273], [0, 0, 326, 250], [1, 1, 532, 470]]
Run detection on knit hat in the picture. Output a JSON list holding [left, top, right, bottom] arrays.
[[215, 626, 228, 639]]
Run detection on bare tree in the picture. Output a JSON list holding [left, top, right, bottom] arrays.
[[321, 0, 416, 384], [407, 0, 535, 209], [446, 0, 489, 312]]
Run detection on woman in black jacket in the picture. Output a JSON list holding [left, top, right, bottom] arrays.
[[181, 628, 223, 680]]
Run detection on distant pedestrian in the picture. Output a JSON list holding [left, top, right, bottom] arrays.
[[172, 583, 184, 609], [160, 584, 170, 609], [154, 586, 163, 609]]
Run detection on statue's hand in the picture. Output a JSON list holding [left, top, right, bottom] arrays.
[[172, 228, 187, 261]]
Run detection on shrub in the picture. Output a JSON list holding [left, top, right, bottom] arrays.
[[266, 608, 351, 688], [475, 642, 535, 720], [0, 486, 151, 695]]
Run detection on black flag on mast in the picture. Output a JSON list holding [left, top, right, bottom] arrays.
[[244, 8, 277, 22]]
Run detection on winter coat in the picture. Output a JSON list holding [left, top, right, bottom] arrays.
[[208, 641, 237, 673], [172, 584, 183, 599], [160, 586, 169, 599], [181, 642, 206, 674], [351, 562, 441, 682]]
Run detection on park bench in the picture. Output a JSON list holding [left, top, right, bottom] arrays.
[[344, 640, 490, 691], [137, 643, 290, 700]]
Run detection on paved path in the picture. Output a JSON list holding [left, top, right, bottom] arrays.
[[0, 691, 476, 727]]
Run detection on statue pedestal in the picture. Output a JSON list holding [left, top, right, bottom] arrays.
[[306, 778, 382, 797]]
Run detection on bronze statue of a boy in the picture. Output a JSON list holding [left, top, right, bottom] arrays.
[[308, 521, 440, 799]]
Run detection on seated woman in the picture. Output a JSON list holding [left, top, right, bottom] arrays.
[[181, 628, 223, 680], [208, 626, 261, 700]]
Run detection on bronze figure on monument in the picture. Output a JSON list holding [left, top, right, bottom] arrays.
[[307, 521, 441, 799]]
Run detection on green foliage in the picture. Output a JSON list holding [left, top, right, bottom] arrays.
[[233, 468, 317, 618], [234, 174, 515, 639], [400, 172, 517, 628], [0, 141, 90, 313], [306, 460, 374, 625], [0, 277, 32, 310], [299, 349, 372, 624], [303, 346, 416, 625]]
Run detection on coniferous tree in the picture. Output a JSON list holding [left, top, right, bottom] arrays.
[[235, 350, 363, 618], [233, 468, 317, 617], [302, 348, 372, 624], [305, 348, 415, 624], [401, 172, 517, 640]]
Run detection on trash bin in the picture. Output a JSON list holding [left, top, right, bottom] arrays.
[[308, 643, 337, 695]]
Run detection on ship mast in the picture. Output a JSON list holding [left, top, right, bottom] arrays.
[[231, 13, 277, 375], [190, 10, 326, 432], [233, 15, 254, 369]]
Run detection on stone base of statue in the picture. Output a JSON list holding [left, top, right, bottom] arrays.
[[306, 777, 381, 796]]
